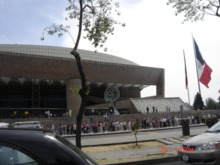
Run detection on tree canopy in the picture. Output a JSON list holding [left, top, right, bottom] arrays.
[[167, 0, 220, 23], [205, 97, 219, 109], [193, 93, 205, 110], [41, 0, 125, 52]]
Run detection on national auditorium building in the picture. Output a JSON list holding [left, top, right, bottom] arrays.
[[0, 44, 165, 117]]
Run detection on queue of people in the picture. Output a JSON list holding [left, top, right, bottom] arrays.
[[40, 112, 220, 135]]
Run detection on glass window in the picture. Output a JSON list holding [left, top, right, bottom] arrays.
[[46, 135, 98, 165], [0, 142, 46, 165]]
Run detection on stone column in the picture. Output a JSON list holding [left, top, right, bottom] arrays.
[[156, 70, 165, 97], [66, 79, 81, 117]]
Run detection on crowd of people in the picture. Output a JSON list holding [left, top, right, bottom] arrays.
[[51, 113, 220, 135]]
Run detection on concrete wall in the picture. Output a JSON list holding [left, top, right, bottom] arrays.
[[131, 97, 189, 114]]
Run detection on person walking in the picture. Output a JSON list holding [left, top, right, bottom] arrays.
[[90, 115, 93, 122], [104, 113, 107, 122], [69, 109, 72, 117], [48, 110, 50, 118]]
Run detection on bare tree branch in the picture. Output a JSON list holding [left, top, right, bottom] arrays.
[[82, 4, 93, 12]]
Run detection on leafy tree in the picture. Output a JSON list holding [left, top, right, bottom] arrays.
[[42, 0, 124, 149], [193, 93, 204, 110], [131, 120, 141, 146], [167, 0, 220, 23], [206, 97, 217, 109]]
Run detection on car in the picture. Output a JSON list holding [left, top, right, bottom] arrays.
[[178, 121, 220, 165], [0, 122, 9, 128], [0, 128, 99, 165], [11, 121, 42, 129]]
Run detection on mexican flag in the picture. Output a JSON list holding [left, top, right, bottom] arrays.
[[193, 38, 213, 88]]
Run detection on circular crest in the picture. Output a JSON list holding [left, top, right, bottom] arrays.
[[104, 86, 120, 103]]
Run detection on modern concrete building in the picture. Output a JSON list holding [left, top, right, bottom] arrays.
[[0, 44, 165, 117]]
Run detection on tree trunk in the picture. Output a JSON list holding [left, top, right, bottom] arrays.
[[71, 51, 88, 149], [135, 132, 137, 146], [70, 0, 86, 149]]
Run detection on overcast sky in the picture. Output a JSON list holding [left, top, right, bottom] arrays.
[[0, 0, 220, 106]]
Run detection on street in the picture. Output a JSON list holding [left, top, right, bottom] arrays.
[[66, 125, 208, 146]]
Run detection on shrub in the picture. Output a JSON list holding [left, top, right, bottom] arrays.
[[120, 111, 126, 114], [127, 111, 131, 114], [205, 117, 219, 128]]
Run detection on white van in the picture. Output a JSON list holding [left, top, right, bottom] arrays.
[[0, 122, 9, 128], [12, 121, 42, 129]]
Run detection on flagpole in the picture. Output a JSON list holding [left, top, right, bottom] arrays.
[[183, 50, 191, 106], [192, 34, 201, 95]]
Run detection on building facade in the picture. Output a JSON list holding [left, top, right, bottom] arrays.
[[0, 44, 165, 117]]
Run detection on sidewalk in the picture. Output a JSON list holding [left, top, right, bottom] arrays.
[[62, 123, 206, 138]]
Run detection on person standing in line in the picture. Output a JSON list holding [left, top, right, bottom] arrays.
[[156, 106, 158, 113], [99, 122, 103, 133], [73, 124, 77, 134], [152, 106, 155, 113], [94, 122, 97, 133], [63, 124, 66, 135], [160, 118, 163, 128], [191, 115, 194, 124], [147, 118, 150, 129], [128, 121, 131, 130], [146, 106, 149, 114], [120, 121, 123, 130], [67, 124, 70, 135], [60, 123, 63, 135], [102, 122, 105, 133], [86, 122, 90, 133], [123, 121, 126, 131], [92, 122, 95, 133], [169, 107, 170, 112], [167, 116, 170, 127], [143, 118, 146, 129], [70, 124, 73, 134]]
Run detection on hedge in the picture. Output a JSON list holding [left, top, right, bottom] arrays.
[[205, 117, 219, 128]]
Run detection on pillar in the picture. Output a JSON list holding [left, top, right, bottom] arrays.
[[156, 69, 165, 97], [66, 79, 81, 117]]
